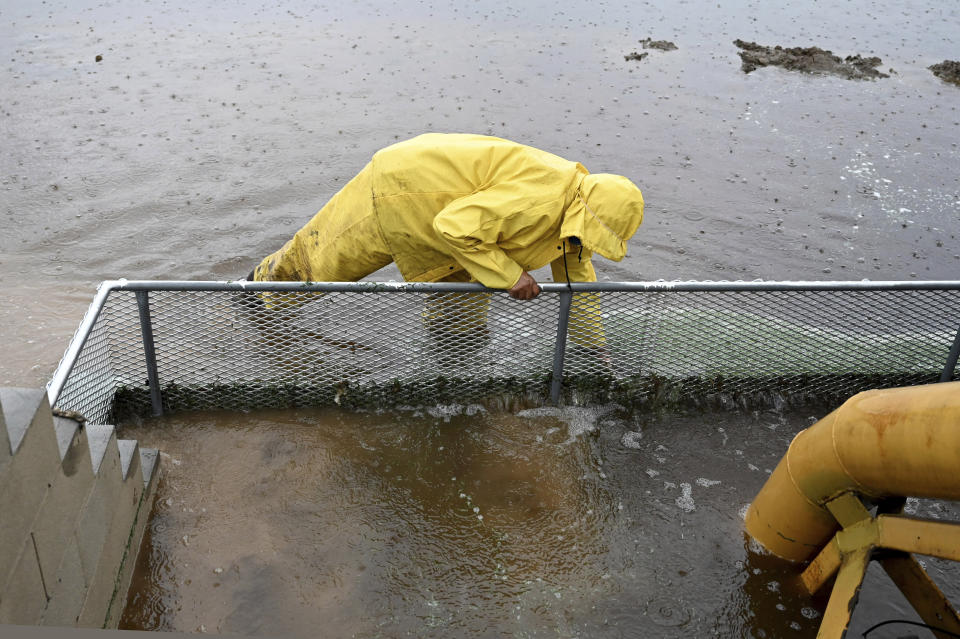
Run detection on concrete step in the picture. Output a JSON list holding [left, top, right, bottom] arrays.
[[103, 446, 161, 629], [0, 388, 161, 628], [24, 416, 96, 625], [0, 392, 9, 471], [0, 388, 63, 622], [37, 434, 161, 627], [139, 448, 159, 490], [75, 437, 156, 627]]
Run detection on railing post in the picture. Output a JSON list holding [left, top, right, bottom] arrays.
[[550, 291, 573, 404], [135, 291, 163, 416], [940, 323, 960, 383]]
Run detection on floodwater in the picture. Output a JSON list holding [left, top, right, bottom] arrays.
[[1, 0, 958, 386], [117, 405, 960, 638], [3, 2, 958, 634]]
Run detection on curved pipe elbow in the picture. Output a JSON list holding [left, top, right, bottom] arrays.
[[745, 381, 960, 562]]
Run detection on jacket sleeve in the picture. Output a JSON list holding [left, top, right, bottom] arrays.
[[432, 188, 546, 290]]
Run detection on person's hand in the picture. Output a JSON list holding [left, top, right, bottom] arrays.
[[508, 271, 541, 300]]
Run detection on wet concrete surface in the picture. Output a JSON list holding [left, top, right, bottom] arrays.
[[117, 405, 960, 637], [2, 0, 959, 386]]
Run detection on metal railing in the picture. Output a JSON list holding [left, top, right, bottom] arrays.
[[47, 280, 960, 425]]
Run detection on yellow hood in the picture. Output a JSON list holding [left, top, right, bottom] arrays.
[[560, 173, 644, 261]]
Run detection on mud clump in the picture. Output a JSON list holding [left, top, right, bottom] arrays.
[[641, 38, 678, 52], [625, 38, 677, 62], [733, 39, 889, 80], [929, 60, 960, 86]]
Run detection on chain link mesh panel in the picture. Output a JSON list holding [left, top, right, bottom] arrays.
[[50, 283, 960, 423], [53, 291, 144, 425], [564, 288, 960, 408]]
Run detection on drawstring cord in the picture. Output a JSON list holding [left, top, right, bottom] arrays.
[[561, 239, 582, 292]]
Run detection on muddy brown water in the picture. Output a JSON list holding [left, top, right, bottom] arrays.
[[117, 405, 959, 638]]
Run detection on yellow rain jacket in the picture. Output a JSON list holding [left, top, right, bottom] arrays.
[[254, 133, 645, 346], [256, 133, 644, 290]]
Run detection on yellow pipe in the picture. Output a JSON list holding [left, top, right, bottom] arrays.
[[745, 381, 960, 562]]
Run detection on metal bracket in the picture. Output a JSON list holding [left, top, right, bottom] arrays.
[[803, 492, 960, 639], [135, 291, 163, 417], [550, 291, 573, 404], [940, 323, 960, 382]]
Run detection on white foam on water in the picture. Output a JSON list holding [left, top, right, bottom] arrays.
[[696, 478, 721, 487], [516, 404, 618, 442], [620, 430, 643, 449], [160, 452, 182, 466], [425, 403, 487, 422], [427, 403, 463, 421], [738, 503, 751, 521], [676, 482, 695, 513], [748, 538, 773, 556]]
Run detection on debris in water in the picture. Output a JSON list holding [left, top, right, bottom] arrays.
[[620, 430, 643, 449], [517, 405, 616, 442], [676, 482, 695, 512], [801, 607, 821, 620], [641, 38, 677, 51], [929, 60, 960, 86], [624, 51, 648, 62], [733, 39, 890, 80]]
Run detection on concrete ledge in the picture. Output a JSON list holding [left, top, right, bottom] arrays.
[[32, 420, 95, 595], [0, 387, 162, 630], [0, 388, 61, 598], [103, 449, 160, 629], [1, 388, 48, 455], [42, 537, 87, 627], [0, 391, 9, 470], [0, 536, 48, 625], [78, 441, 144, 628], [74, 427, 123, 593]]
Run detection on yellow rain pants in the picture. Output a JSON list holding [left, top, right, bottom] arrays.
[[253, 134, 645, 347]]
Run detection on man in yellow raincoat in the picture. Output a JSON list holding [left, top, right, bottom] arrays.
[[250, 133, 644, 346]]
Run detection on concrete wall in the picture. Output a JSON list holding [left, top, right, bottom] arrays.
[[0, 388, 159, 629]]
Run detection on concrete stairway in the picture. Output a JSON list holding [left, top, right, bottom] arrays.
[[0, 387, 159, 628]]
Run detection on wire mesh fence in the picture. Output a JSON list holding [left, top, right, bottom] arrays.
[[48, 281, 960, 425]]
